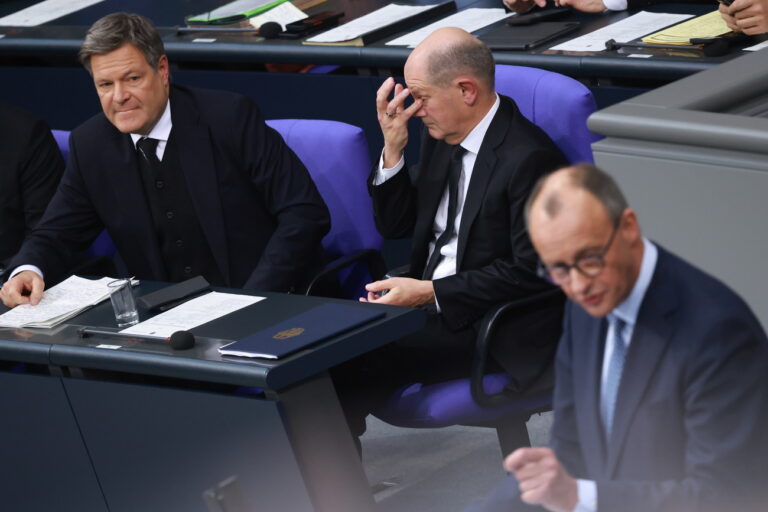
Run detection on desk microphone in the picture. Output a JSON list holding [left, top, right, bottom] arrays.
[[175, 21, 282, 39], [79, 327, 196, 350]]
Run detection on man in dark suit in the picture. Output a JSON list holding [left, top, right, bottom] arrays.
[[0, 13, 329, 308], [0, 104, 64, 276], [472, 163, 768, 512], [336, 28, 566, 436]]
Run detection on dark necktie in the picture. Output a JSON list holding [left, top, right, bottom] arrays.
[[136, 137, 160, 170], [422, 145, 466, 280], [601, 316, 627, 438]]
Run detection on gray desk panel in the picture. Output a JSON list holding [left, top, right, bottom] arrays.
[[64, 377, 314, 512], [0, 372, 108, 512]]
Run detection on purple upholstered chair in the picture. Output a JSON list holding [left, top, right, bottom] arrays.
[[267, 119, 384, 298], [375, 65, 600, 455]]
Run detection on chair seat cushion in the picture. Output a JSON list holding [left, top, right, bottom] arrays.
[[375, 374, 552, 428]]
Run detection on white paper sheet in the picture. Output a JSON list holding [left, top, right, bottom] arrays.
[[248, 1, 307, 30], [0, 0, 105, 27], [120, 291, 264, 338], [189, 0, 284, 21], [0, 276, 114, 328], [386, 8, 513, 47], [549, 11, 694, 52], [306, 4, 435, 43], [744, 40, 768, 51]]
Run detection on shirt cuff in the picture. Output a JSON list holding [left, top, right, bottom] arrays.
[[10, 265, 44, 280], [602, 0, 626, 11], [574, 479, 597, 512], [373, 151, 405, 185]]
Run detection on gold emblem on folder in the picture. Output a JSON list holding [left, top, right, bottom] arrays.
[[273, 327, 305, 340]]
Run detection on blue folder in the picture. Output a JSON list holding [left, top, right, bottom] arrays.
[[219, 302, 386, 359]]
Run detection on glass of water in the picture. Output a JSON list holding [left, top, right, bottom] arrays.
[[107, 278, 139, 328]]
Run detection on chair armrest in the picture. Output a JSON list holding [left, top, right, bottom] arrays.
[[304, 248, 387, 296], [470, 287, 564, 407]]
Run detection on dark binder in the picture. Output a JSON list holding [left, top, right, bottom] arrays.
[[303, 1, 456, 46], [479, 22, 580, 51], [219, 303, 386, 359]]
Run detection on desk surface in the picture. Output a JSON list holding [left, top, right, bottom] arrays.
[[0, 0, 754, 81], [0, 283, 425, 391]]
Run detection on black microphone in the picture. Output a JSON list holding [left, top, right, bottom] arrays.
[[79, 327, 196, 350], [605, 38, 730, 57], [259, 21, 282, 39]]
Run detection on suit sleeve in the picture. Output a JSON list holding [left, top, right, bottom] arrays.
[[433, 148, 563, 330], [235, 99, 330, 292], [595, 316, 768, 512], [19, 117, 64, 239], [8, 133, 104, 282], [367, 133, 434, 240]]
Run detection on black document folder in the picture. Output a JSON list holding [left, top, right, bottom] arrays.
[[219, 303, 385, 359], [480, 22, 579, 51]]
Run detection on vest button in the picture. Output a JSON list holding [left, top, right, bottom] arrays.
[[176, 239, 183, 248], [166, 211, 175, 220], [184, 266, 192, 274], [155, 180, 164, 189]]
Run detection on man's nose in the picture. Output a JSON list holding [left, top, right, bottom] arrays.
[[569, 268, 591, 296], [113, 82, 129, 103]]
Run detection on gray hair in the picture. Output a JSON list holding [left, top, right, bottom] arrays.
[[426, 37, 495, 91], [525, 163, 629, 226], [79, 13, 165, 72]]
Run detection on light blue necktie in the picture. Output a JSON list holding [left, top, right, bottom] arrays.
[[601, 316, 627, 439]]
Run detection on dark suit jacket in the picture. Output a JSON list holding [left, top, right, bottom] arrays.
[[0, 104, 64, 268], [472, 246, 768, 512], [8, 86, 330, 292], [370, 95, 567, 379]]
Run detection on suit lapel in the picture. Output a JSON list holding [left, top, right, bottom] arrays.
[[413, 146, 451, 267], [574, 312, 610, 476], [455, 99, 509, 269], [605, 254, 677, 476], [170, 88, 231, 285], [107, 130, 167, 279]]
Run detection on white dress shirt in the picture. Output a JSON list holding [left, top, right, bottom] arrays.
[[574, 237, 658, 512], [11, 100, 173, 281], [374, 95, 501, 284]]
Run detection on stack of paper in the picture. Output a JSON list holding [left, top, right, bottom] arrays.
[[549, 11, 694, 52], [386, 8, 513, 47], [0, 275, 119, 329], [642, 11, 731, 45]]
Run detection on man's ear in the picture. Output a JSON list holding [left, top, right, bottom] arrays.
[[157, 55, 170, 86], [455, 77, 479, 105]]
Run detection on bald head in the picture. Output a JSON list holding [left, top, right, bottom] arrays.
[[525, 164, 629, 229], [406, 27, 495, 93]]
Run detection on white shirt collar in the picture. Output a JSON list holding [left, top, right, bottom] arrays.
[[611, 237, 658, 327], [129, 98, 172, 148], [459, 94, 500, 155]]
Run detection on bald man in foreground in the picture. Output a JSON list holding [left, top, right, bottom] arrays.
[[335, 28, 566, 438], [471, 164, 768, 512]]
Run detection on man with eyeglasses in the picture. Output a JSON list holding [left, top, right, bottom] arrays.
[[470, 163, 768, 512]]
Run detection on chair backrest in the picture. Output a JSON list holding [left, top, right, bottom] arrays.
[[52, 129, 70, 162], [494, 65, 600, 164], [266, 119, 383, 298]]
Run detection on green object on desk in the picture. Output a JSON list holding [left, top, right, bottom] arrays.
[[186, 0, 290, 25]]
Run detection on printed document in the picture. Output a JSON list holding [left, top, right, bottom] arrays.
[[550, 11, 694, 52], [642, 11, 730, 45], [0, 275, 116, 328], [306, 4, 435, 43], [120, 291, 264, 338], [0, 0, 105, 27], [386, 8, 513, 47]]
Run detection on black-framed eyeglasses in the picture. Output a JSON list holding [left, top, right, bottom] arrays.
[[537, 221, 620, 285]]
